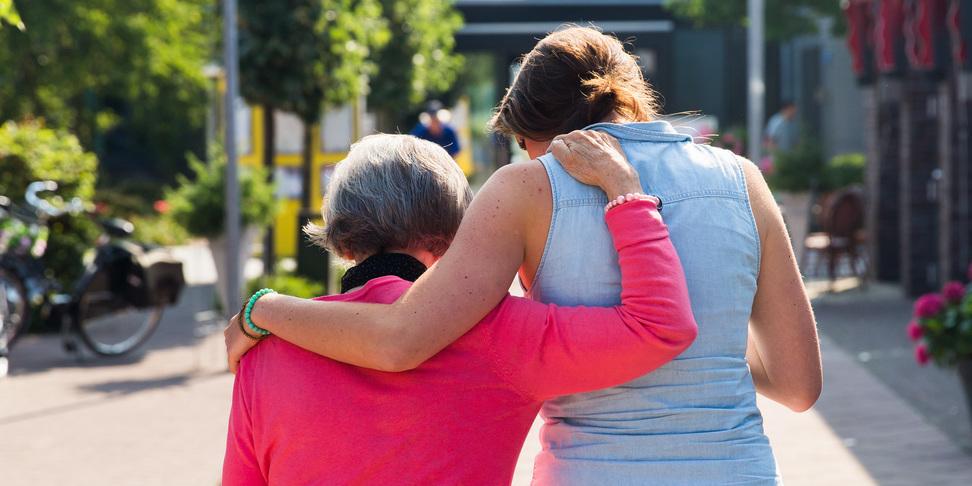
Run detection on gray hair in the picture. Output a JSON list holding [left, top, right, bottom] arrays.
[[305, 134, 472, 258]]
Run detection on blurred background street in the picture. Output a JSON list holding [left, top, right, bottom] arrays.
[[3, 0, 972, 484]]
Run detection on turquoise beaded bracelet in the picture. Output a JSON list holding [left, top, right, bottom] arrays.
[[243, 288, 276, 336]]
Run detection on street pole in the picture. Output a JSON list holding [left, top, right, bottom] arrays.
[[747, 0, 765, 164], [222, 0, 242, 317]]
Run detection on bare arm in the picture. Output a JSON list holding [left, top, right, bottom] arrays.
[[490, 199, 696, 400], [225, 132, 640, 373], [741, 158, 822, 412], [244, 164, 534, 371]]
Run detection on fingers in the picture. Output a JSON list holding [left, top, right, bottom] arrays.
[[550, 138, 570, 161], [225, 313, 243, 374]]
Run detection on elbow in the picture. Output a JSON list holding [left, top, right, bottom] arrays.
[[787, 382, 822, 413], [669, 314, 699, 354], [371, 346, 423, 372], [781, 377, 822, 412], [681, 318, 699, 348], [369, 329, 428, 372]]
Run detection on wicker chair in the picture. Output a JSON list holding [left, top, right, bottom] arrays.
[[802, 187, 868, 285]]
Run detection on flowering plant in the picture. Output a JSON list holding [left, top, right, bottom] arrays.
[[908, 264, 972, 366]]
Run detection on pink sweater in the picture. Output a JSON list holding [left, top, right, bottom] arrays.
[[223, 200, 696, 485]]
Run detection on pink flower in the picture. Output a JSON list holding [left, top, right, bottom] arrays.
[[914, 343, 930, 366], [906, 320, 923, 341], [942, 281, 966, 304], [759, 156, 775, 175], [153, 200, 170, 214], [914, 293, 945, 318]]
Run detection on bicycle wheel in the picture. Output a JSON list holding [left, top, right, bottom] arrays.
[[75, 267, 164, 357], [0, 265, 30, 354]]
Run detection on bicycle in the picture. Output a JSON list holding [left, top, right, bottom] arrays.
[[0, 181, 185, 375]]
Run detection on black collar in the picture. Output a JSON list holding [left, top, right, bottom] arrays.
[[340, 253, 428, 293]]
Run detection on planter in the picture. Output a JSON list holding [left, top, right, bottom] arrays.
[[958, 359, 972, 425], [776, 191, 812, 270], [208, 226, 260, 314]]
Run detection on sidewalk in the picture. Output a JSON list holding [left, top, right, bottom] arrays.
[[510, 281, 972, 485], [2, 244, 971, 484]]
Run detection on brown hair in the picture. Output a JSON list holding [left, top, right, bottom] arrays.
[[489, 26, 660, 141]]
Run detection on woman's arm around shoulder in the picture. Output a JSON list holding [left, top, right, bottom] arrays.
[[486, 197, 697, 401], [740, 157, 822, 412], [226, 160, 550, 373]]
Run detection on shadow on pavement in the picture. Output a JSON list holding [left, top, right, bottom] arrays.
[[6, 284, 220, 376], [810, 283, 972, 484]]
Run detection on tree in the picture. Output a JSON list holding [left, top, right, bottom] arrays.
[[367, 0, 464, 130], [239, 0, 387, 271], [664, 0, 843, 41], [0, 0, 212, 179], [0, 0, 23, 30]]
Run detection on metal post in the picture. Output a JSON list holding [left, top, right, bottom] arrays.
[[222, 0, 242, 316], [748, 0, 765, 164]]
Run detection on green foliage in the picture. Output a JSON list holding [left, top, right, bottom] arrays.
[[0, 120, 97, 200], [367, 0, 464, 120], [165, 148, 277, 238], [822, 152, 865, 192], [0, 0, 24, 30], [0, 0, 212, 176], [247, 272, 325, 299], [130, 213, 189, 246], [767, 137, 824, 192], [239, 0, 388, 123], [0, 120, 99, 285], [93, 183, 189, 246], [664, 0, 844, 41]]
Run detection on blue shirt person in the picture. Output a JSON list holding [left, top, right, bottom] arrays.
[[411, 104, 461, 158]]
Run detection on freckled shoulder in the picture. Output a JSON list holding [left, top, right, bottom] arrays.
[[488, 159, 552, 203]]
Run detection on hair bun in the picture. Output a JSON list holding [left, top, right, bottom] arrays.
[[582, 72, 620, 105]]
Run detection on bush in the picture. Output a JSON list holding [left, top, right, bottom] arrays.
[[0, 120, 99, 285], [767, 137, 825, 192], [165, 147, 277, 238], [822, 153, 865, 191], [246, 272, 326, 299], [130, 213, 190, 246]]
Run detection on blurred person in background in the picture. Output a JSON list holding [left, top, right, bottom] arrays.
[[764, 100, 799, 154], [410, 100, 461, 158]]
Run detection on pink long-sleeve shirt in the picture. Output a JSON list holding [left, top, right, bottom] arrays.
[[223, 200, 696, 485]]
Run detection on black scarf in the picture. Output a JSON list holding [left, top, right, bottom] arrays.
[[340, 253, 428, 293]]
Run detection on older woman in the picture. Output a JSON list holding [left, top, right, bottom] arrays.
[[222, 134, 696, 485], [227, 27, 821, 485]]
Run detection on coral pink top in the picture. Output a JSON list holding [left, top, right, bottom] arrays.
[[223, 200, 696, 485]]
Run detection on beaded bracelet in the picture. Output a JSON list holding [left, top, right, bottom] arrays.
[[243, 288, 276, 337], [237, 310, 265, 341], [604, 193, 662, 214]]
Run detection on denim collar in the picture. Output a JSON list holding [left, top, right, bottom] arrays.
[[582, 120, 692, 143]]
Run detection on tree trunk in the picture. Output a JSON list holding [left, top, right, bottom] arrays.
[[262, 105, 276, 275]]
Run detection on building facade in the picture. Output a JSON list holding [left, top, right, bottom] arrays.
[[845, 0, 972, 295]]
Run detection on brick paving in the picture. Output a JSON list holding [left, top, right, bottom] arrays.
[[2, 245, 971, 484]]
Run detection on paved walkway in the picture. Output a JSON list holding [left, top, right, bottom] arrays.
[[2, 245, 971, 484], [510, 280, 972, 485]]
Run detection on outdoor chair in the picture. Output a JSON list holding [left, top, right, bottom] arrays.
[[802, 186, 868, 286]]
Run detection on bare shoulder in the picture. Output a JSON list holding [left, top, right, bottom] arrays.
[[490, 160, 550, 190], [736, 155, 781, 240], [482, 160, 552, 205]]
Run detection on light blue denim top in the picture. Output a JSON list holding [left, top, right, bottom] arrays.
[[530, 121, 780, 485]]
